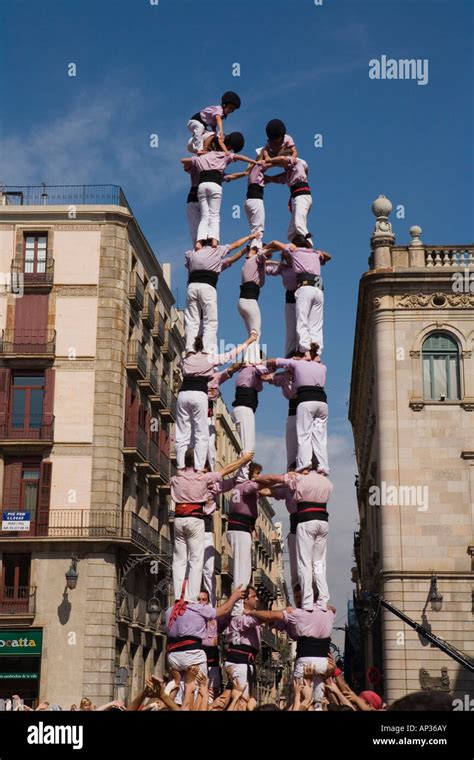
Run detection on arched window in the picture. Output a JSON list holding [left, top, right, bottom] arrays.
[[422, 333, 460, 400]]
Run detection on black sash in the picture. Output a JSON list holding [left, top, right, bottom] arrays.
[[246, 183, 264, 200], [188, 270, 219, 288], [296, 636, 331, 658], [203, 645, 220, 666], [187, 186, 198, 204], [175, 502, 206, 519], [296, 500, 328, 524], [228, 512, 256, 533], [190, 111, 206, 125], [179, 376, 209, 394], [166, 635, 203, 653], [285, 289, 296, 304], [204, 514, 213, 533], [289, 512, 298, 535], [232, 386, 259, 411], [296, 385, 327, 404], [239, 282, 261, 300], [290, 181, 311, 198], [199, 169, 222, 186], [288, 397, 298, 416], [226, 643, 258, 664]]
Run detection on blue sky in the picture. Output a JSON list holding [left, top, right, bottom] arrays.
[[1, 0, 473, 635]]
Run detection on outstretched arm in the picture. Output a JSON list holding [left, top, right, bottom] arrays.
[[224, 168, 251, 182], [219, 452, 253, 478], [235, 154, 260, 166], [216, 587, 244, 618], [228, 233, 253, 252], [252, 473, 287, 486], [223, 245, 249, 267], [249, 609, 285, 623]]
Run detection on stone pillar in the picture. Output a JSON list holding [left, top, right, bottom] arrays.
[[408, 225, 425, 267], [371, 195, 395, 269]]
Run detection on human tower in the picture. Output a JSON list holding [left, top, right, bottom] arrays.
[[165, 91, 335, 709]]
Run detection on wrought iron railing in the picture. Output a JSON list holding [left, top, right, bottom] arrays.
[[0, 586, 36, 615], [1, 329, 56, 355], [0, 419, 54, 441], [0, 184, 131, 209], [129, 271, 145, 310], [126, 339, 147, 376]]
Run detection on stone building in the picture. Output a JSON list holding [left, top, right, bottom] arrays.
[[349, 195, 474, 702], [0, 184, 183, 707]]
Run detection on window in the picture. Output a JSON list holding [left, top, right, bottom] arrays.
[[21, 466, 41, 520], [422, 333, 460, 400], [24, 234, 47, 276], [10, 375, 45, 430], [2, 554, 31, 595]]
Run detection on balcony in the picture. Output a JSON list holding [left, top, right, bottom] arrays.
[[138, 359, 159, 394], [0, 184, 131, 209], [0, 587, 36, 618], [261, 627, 278, 650], [125, 339, 147, 379], [1, 329, 56, 358], [142, 293, 155, 330], [162, 330, 174, 360], [161, 389, 177, 422], [123, 423, 148, 461], [171, 321, 185, 353], [151, 313, 166, 346], [11, 258, 54, 291], [130, 512, 162, 554], [254, 568, 277, 600], [0, 419, 54, 446], [129, 271, 144, 311], [153, 452, 176, 488], [148, 437, 160, 473], [150, 377, 168, 410]]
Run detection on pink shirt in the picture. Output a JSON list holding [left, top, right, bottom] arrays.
[[166, 602, 216, 638], [276, 157, 309, 187], [171, 468, 222, 503], [199, 105, 224, 129], [191, 150, 237, 175], [202, 617, 219, 646], [224, 613, 261, 650], [180, 347, 246, 377], [235, 365, 267, 391], [282, 606, 335, 641], [185, 244, 231, 274], [219, 478, 259, 518], [207, 369, 231, 399], [285, 247, 322, 276], [266, 260, 298, 291], [271, 484, 297, 514], [265, 133, 295, 157], [241, 251, 267, 285], [284, 471, 333, 504], [271, 371, 295, 400], [248, 162, 266, 187], [275, 358, 326, 389]]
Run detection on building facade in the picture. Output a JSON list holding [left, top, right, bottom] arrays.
[[0, 185, 183, 707], [349, 196, 474, 703]]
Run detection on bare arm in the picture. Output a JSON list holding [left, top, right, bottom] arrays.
[[219, 452, 253, 478], [224, 169, 251, 182], [252, 473, 286, 486], [250, 609, 285, 623], [223, 245, 249, 267], [228, 233, 253, 252], [234, 154, 259, 166], [215, 586, 244, 618]]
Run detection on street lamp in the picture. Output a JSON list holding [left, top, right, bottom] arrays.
[[429, 576, 443, 612], [147, 595, 161, 625], [65, 556, 80, 590]]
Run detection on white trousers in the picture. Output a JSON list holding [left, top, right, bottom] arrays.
[[203, 531, 216, 605], [227, 530, 252, 590], [175, 390, 209, 470], [237, 298, 261, 363], [295, 285, 324, 353], [285, 413, 298, 468], [288, 194, 313, 241], [284, 301, 297, 357], [168, 650, 207, 704], [296, 400, 329, 474], [197, 182, 223, 242], [172, 516, 205, 602], [232, 405, 255, 478], [223, 662, 254, 698], [187, 119, 206, 153], [287, 531, 298, 590], [189, 414, 216, 471], [185, 282, 218, 354], [244, 198, 265, 249], [187, 201, 200, 245], [293, 656, 328, 708], [296, 519, 329, 611]]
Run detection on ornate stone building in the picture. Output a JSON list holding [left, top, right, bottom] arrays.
[[349, 196, 474, 702]]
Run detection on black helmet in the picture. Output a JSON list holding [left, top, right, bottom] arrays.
[[221, 91, 241, 109], [225, 132, 245, 153], [266, 118, 286, 140]]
